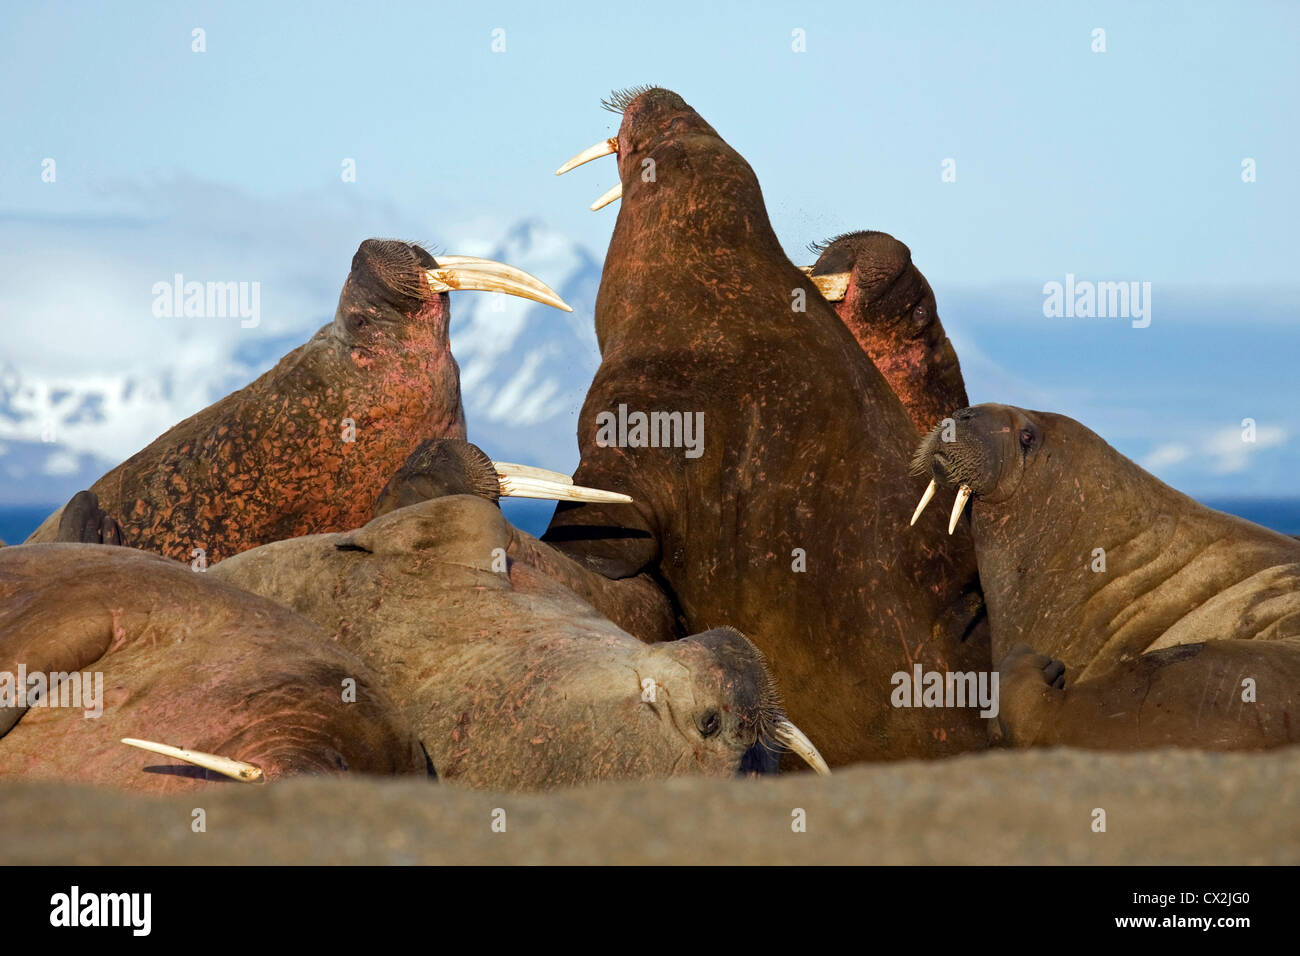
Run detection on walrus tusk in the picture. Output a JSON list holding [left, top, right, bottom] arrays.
[[798, 267, 850, 302], [910, 479, 937, 527], [426, 256, 573, 312], [432, 256, 568, 309], [590, 183, 623, 211], [772, 719, 831, 776], [492, 461, 633, 504], [121, 737, 265, 784], [556, 137, 619, 175], [948, 484, 972, 534]]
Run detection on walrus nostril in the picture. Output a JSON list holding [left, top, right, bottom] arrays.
[[698, 711, 721, 738]]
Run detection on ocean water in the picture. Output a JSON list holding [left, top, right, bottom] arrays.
[[0, 506, 54, 546], [0, 500, 560, 546], [2, 498, 1296, 547], [1200, 498, 1300, 537]]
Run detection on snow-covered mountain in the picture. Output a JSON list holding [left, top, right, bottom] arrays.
[[450, 219, 603, 468], [3, 190, 1297, 520], [0, 215, 603, 509]]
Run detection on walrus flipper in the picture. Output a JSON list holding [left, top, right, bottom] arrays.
[[997, 639, 1300, 750], [0, 548, 119, 738]]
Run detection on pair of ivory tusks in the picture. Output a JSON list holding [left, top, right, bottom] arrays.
[[557, 143, 850, 305], [909, 479, 971, 534], [555, 138, 623, 211], [492, 461, 632, 504], [426, 255, 573, 313]]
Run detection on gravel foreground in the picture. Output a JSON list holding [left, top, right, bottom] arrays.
[[2, 747, 1296, 865]]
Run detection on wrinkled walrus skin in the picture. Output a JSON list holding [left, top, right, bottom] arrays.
[[543, 88, 990, 766], [25, 240, 479, 564], [0, 544, 426, 790], [211, 495, 804, 790], [912, 404, 1300, 750]]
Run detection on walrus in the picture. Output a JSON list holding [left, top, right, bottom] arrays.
[[911, 403, 1300, 749], [0, 543, 426, 790], [805, 230, 968, 434], [543, 87, 990, 765], [210, 488, 829, 789], [24, 239, 571, 565], [373, 437, 686, 643]]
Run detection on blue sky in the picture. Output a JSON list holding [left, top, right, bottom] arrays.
[[1, 0, 1297, 508], [4, 1, 1298, 282]]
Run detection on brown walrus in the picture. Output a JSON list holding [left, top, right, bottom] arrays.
[[805, 230, 968, 434], [210, 487, 829, 789], [0, 543, 426, 790], [542, 87, 990, 766], [911, 403, 1300, 749], [24, 239, 571, 565]]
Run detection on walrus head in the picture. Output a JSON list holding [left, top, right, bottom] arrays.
[[553, 87, 806, 353], [208, 238, 575, 551], [909, 404, 1052, 530], [555, 86, 768, 241], [331, 237, 569, 360], [803, 231, 968, 433], [648, 627, 829, 777], [364, 449, 828, 778]]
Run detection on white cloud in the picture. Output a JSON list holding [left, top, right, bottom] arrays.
[[1205, 425, 1287, 475], [1141, 443, 1191, 471], [42, 450, 80, 476], [1138, 425, 1287, 481]]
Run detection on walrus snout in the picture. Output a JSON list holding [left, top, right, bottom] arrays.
[[603, 85, 692, 142], [557, 86, 711, 212], [806, 230, 916, 309], [349, 238, 574, 316], [351, 239, 436, 311], [910, 404, 1041, 531], [372, 438, 635, 518], [910, 411, 996, 491], [375, 438, 502, 516]]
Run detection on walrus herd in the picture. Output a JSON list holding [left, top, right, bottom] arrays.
[[1, 87, 1294, 796]]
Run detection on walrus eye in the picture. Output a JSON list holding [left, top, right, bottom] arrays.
[[698, 711, 721, 738], [1019, 427, 1035, 450], [347, 313, 367, 333]]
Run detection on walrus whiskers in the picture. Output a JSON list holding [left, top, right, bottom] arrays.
[[600, 85, 663, 114], [120, 738, 265, 784]]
